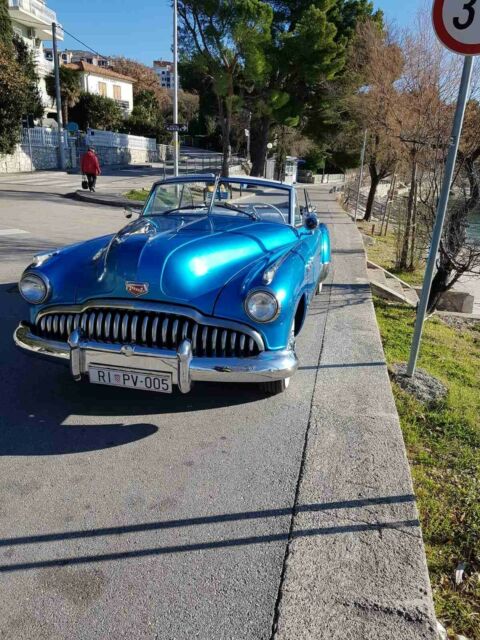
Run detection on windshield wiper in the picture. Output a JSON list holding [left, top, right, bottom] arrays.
[[214, 202, 258, 220], [147, 205, 208, 216]]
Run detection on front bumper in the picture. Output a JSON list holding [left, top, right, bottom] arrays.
[[14, 323, 297, 393]]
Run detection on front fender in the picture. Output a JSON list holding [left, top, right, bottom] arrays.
[[23, 235, 114, 325], [214, 250, 307, 351]]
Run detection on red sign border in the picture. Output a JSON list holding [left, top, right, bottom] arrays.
[[433, 0, 480, 55]]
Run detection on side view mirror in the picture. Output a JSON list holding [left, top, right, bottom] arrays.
[[304, 214, 319, 231], [124, 206, 140, 219]]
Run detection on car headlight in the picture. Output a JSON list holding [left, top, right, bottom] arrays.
[[18, 272, 50, 304], [245, 290, 279, 323]]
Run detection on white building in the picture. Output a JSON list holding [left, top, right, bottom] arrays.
[[7, 0, 63, 117], [153, 60, 178, 90], [64, 62, 135, 115], [44, 48, 109, 68]]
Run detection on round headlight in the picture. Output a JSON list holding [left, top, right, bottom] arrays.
[[19, 273, 49, 304], [245, 290, 279, 323]]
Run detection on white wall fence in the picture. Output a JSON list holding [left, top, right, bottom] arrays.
[[21, 127, 69, 148], [0, 127, 167, 174], [85, 129, 157, 151]]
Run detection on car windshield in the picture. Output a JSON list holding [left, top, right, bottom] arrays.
[[142, 179, 291, 224]]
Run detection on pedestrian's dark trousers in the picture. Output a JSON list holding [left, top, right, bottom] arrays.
[[86, 174, 97, 191]]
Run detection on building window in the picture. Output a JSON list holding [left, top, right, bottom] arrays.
[[113, 85, 122, 100], [98, 82, 107, 97]]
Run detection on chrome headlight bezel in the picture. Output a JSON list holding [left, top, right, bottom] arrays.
[[244, 289, 280, 324], [18, 272, 51, 305]]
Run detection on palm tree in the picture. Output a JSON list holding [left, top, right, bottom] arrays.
[[45, 66, 81, 125]]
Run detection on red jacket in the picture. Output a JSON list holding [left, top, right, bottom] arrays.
[[81, 151, 101, 175]]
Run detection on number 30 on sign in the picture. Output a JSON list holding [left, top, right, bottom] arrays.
[[433, 0, 480, 54]]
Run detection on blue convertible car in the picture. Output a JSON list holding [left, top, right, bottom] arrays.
[[14, 175, 331, 395]]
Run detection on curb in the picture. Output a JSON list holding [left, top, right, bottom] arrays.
[[71, 190, 144, 209]]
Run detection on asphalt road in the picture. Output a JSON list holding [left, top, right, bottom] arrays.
[[0, 171, 330, 640]]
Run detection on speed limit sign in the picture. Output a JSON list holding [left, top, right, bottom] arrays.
[[433, 0, 480, 54]]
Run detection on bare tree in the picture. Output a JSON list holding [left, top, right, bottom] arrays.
[[348, 21, 403, 221]]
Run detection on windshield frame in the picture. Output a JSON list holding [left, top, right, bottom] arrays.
[[141, 175, 295, 226]]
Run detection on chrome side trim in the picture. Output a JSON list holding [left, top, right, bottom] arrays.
[[35, 299, 265, 352]]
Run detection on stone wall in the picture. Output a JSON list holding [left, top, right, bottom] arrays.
[[0, 143, 77, 174]]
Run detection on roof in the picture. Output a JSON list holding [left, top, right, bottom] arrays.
[[153, 60, 173, 67], [63, 62, 135, 83]]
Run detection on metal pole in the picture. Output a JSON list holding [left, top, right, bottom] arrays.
[[173, 0, 179, 177], [407, 55, 473, 377], [354, 129, 368, 222], [52, 22, 66, 171], [27, 125, 33, 172]]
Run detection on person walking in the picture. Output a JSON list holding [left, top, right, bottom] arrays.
[[81, 147, 101, 192]]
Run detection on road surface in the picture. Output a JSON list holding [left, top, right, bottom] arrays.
[[0, 172, 436, 639]]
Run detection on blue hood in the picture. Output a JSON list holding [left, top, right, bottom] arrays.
[[74, 215, 299, 315]]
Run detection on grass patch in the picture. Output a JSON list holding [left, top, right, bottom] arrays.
[[374, 298, 480, 639], [357, 220, 424, 286], [125, 189, 149, 202]]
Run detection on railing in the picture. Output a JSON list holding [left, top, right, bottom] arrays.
[[8, 0, 57, 25], [86, 129, 156, 151], [22, 127, 63, 147], [344, 185, 387, 220]]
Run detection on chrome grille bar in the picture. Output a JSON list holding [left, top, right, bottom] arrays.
[[34, 306, 262, 358]]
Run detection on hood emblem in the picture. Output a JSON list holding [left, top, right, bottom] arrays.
[[126, 282, 149, 297]]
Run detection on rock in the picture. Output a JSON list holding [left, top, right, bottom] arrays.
[[361, 233, 376, 247], [437, 621, 448, 640], [391, 364, 448, 406]]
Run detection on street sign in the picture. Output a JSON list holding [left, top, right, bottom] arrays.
[[433, 0, 480, 55], [67, 122, 79, 133], [165, 123, 187, 133]]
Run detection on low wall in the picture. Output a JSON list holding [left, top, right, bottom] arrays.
[[0, 144, 59, 173], [92, 145, 159, 167], [0, 143, 77, 174]]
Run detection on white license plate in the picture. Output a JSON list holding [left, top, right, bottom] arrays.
[[89, 365, 172, 394]]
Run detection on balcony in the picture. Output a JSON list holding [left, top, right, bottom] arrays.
[[8, 0, 63, 40]]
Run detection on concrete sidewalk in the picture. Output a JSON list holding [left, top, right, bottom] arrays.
[[274, 186, 437, 639]]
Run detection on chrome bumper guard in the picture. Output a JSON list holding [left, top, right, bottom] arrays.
[[14, 323, 297, 394]]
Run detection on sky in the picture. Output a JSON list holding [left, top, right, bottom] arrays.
[[46, 0, 425, 67]]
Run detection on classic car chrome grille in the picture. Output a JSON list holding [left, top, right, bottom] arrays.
[[33, 307, 261, 358]]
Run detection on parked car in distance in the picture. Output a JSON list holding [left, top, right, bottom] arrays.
[[14, 175, 331, 395]]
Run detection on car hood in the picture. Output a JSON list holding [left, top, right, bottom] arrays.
[[75, 215, 298, 315]]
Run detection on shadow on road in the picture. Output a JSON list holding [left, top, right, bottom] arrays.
[[0, 494, 419, 573], [0, 284, 267, 456]]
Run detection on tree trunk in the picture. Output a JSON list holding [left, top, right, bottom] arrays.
[[399, 155, 417, 270], [250, 115, 270, 177], [62, 101, 68, 126], [218, 97, 230, 177], [427, 264, 451, 313], [364, 163, 380, 222]]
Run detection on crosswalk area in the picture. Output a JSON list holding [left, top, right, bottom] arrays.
[[0, 172, 82, 190]]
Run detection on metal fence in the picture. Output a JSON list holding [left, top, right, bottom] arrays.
[[21, 127, 69, 148]]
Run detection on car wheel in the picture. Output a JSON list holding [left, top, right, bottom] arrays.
[[260, 377, 291, 395]]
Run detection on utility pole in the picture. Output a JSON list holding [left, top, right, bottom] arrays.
[[354, 129, 368, 222], [246, 111, 251, 163], [173, 0, 179, 177], [52, 22, 66, 171]]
